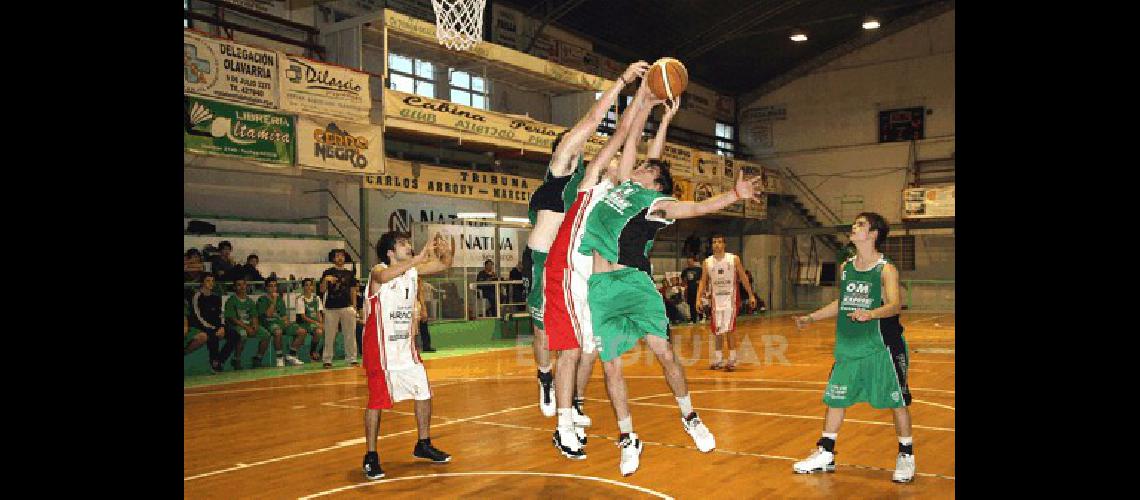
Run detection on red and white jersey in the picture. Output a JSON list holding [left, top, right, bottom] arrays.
[[705, 253, 738, 311], [362, 263, 421, 371]]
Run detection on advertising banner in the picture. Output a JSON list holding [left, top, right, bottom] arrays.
[[184, 95, 294, 165], [296, 116, 382, 174], [903, 185, 955, 219], [364, 158, 539, 205], [280, 55, 371, 122], [184, 29, 279, 109]]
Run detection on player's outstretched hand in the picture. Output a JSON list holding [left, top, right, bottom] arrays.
[[732, 170, 767, 202], [622, 61, 650, 84], [847, 310, 872, 322]]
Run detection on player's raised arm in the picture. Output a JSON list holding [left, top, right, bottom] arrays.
[[551, 61, 649, 177], [651, 169, 765, 220], [375, 233, 439, 284], [647, 98, 680, 160], [612, 84, 662, 184], [579, 80, 649, 191]]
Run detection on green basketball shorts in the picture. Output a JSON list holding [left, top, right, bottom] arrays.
[[587, 267, 669, 362]]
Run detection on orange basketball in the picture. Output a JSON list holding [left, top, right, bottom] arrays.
[[646, 57, 689, 101]]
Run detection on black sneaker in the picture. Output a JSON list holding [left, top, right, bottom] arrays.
[[422, 347, 437, 352], [362, 452, 384, 480], [323, 362, 333, 369], [210, 360, 223, 374], [413, 439, 451, 463], [552, 429, 586, 460], [231, 358, 243, 370], [251, 355, 263, 368]]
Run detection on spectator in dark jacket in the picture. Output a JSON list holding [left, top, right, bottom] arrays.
[[189, 272, 240, 373]]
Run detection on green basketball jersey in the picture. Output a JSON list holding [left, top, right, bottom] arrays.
[[577, 180, 676, 270], [835, 255, 893, 360], [301, 295, 321, 319], [225, 294, 257, 324], [257, 295, 288, 321]]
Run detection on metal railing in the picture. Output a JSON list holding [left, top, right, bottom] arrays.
[[779, 166, 843, 227], [303, 189, 371, 265]]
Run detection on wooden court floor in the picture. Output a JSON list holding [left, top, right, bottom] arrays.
[[185, 312, 955, 499]]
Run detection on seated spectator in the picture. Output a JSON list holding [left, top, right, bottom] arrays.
[[188, 273, 239, 373], [476, 259, 498, 317], [209, 240, 238, 281], [225, 277, 268, 369], [184, 300, 208, 356], [237, 254, 266, 283], [184, 248, 205, 283], [259, 277, 304, 367], [290, 278, 325, 362]]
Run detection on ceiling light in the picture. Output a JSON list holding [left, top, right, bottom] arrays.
[[790, 31, 807, 42], [457, 212, 496, 219], [862, 18, 880, 30], [501, 216, 531, 224]]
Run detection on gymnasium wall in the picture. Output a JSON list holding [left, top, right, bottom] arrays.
[[738, 9, 955, 222]]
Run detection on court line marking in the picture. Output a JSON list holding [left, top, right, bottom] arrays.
[[297, 471, 674, 499], [184, 403, 534, 482], [598, 392, 955, 432], [468, 419, 955, 481], [184, 380, 463, 397], [431, 375, 956, 394], [903, 314, 952, 325], [911, 399, 955, 410]]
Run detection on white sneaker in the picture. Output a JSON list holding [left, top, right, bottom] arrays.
[[574, 426, 587, 446], [284, 354, 304, 366], [618, 432, 643, 476], [793, 447, 836, 474], [572, 401, 592, 428], [275, 357, 285, 367], [682, 413, 716, 452], [553, 426, 586, 460], [892, 453, 915, 483], [538, 381, 555, 417]]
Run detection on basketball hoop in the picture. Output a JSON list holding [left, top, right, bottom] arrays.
[[430, 0, 487, 51]]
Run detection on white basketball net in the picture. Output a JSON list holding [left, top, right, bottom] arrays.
[[430, 0, 487, 51]]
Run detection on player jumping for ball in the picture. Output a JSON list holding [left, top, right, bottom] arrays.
[[574, 77, 766, 475], [523, 61, 651, 422]]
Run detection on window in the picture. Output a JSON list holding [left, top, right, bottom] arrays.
[[388, 53, 435, 98], [881, 235, 916, 271], [449, 70, 488, 109], [715, 122, 735, 157]]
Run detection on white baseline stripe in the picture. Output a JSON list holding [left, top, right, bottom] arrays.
[[184, 403, 534, 482], [298, 471, 674, 499]]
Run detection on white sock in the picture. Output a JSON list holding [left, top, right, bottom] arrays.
[[557, 408, 574, 428], [713, 351, 723, 363], [538, 364, 552, 373], [822, 432, 837, 440], [617, 417, 633, 434], [728, 350, 737, 361], [676, 394, 693, 417], [899, 436, 913, 446]]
